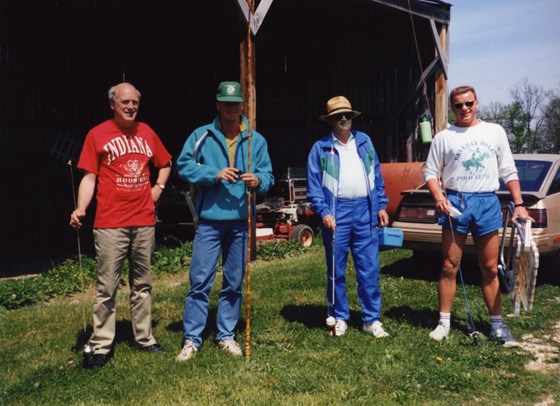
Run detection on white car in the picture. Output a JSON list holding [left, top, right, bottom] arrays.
[[392, 154, 560, 269]]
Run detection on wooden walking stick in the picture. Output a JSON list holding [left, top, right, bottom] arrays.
[[244, 0, 255, 360], [245, 128, 253, 359]]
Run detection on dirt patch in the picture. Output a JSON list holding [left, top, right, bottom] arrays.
[[519, 321, 560, 374]]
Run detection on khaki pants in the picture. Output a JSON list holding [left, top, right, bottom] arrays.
[[89, 227, 157, 354]]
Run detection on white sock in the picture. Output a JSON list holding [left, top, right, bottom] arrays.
[[439, 312, 451, 327], [490, 314, 503, 330]]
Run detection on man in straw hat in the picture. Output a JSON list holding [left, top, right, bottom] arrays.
[[175, 81, 274, 361], [307, 96, 390, 337]]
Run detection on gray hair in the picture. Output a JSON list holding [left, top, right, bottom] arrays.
[[108, 83, 142, 101]]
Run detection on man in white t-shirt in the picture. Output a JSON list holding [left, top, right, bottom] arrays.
[[423, 85, 532, 347]]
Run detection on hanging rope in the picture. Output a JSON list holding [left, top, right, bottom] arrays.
[[407, 0, 431, 114]]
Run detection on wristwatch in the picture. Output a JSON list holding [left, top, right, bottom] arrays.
[[156, 183, 165, 190]]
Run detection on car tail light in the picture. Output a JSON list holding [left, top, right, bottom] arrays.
[[397, 206, 438, 223], [506, 208, 547, 228], [526, 208, 547, 228]]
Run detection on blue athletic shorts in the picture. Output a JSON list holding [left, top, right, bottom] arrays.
[[438, 190, 503, 237]]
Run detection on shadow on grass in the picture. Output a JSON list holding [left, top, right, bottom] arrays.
[[73, 319, 165, 354], [280, 304, 333, 329], [166, 308, 250, 347], [383, 305, 489, 333], [386, 252, 560, 288], [382, 255, 485, 286], [280, 304, 407, 332]]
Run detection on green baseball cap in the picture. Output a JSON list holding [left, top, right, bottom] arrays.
[[216, 81, 244, 102]]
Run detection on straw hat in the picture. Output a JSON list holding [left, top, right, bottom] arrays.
[[319, 96, 361, 121]]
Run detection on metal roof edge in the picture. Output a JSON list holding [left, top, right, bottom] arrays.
[[367, 0, 451, 24]]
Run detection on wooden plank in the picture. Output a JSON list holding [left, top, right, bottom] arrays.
[[430, 19, 447, 78]]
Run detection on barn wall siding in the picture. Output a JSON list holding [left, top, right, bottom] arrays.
[[0, 0, 449, 272]]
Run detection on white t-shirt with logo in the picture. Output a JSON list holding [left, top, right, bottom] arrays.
[[423, 121, 518, 192]]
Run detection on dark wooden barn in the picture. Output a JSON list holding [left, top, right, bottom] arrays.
[[0, 0, 451, 274]]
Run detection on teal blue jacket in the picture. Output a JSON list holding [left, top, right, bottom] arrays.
[[177, 115, 274, 221]]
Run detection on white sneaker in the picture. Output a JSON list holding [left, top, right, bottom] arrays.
[[490, 324, 521, 348], [429, 322, 450, 341], [333, 319, 348, 336], [363, 320, 390, 338], [175, 340, 198, 362], [218, 339, 243, 357]]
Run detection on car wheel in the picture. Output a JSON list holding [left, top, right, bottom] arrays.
[[290, 224, 314, 247]]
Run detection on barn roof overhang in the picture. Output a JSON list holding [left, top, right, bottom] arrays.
[[368, 0, 450, 25]]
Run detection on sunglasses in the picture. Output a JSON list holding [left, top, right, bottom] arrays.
[[330, 113, 353, 121], [453, 100, 475, 109]]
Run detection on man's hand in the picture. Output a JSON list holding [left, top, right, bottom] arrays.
[[322, 214, 336, 232], [378, 209, 389, 227], [217, 167, 241, 183], [70, 209, 86, 230], [434, 198, 451, 216], [151, 185, 164, 203], [239, 173, 260, 189], [512, 206, 535, 222]]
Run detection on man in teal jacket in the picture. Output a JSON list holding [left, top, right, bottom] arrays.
[[307, 96, 389, 337], [175, 81, 274, 361]]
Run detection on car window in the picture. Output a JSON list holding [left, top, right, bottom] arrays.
[[498, 160, 552, 192], [548, 166, 560, 195]]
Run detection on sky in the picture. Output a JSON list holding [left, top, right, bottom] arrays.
[[447, 0, 560, 107]]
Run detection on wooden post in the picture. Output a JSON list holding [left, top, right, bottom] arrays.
[[434, 23, 448, 134], [241, 0, 256, 361]]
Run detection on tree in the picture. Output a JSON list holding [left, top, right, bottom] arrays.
[[540, 87, 560, 153], [509, 78, 550, 152], [479, 101, 527, 153], [479, 101, 505, 123], [501, 102, 528, 153]]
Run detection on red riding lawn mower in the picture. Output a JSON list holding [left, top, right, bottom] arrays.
[[255, 168, 320, 247]]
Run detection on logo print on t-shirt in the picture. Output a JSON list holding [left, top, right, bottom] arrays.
[[125, 160, 143, 176], [116, 160, 148, 190], [462, 150, 490, 172]]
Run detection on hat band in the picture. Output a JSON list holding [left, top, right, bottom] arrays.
[[328, 106, 353, 115]]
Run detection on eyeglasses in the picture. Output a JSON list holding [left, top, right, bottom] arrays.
[[330, 113, 353, 121], [453, 100, 475, 109]]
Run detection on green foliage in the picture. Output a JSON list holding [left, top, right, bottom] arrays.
[[0, 258, 97, 310], [502, 102, 529, 153], [152, 241, 193, 274], [542, 93, 560, 153], [480, 101, 528, 152], [256, 239, 307, 261], [0, 238, 308, 310]]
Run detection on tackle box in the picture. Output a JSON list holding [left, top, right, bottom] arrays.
[[379, 227, 404, 249]]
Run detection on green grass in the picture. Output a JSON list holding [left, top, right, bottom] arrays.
[[1, 247, 559, 405]]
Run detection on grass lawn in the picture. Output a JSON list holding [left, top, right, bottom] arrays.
[[1, 247, 559, 405]]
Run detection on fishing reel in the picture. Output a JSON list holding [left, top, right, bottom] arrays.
[[463, 324, 480, 346]]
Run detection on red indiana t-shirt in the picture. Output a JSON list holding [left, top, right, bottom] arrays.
[[77, 119, 172, 228]]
